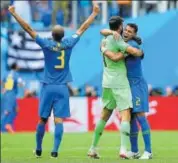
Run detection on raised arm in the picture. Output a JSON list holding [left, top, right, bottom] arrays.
[[8, 6, 37, 39], [76, 2, 100, 36]]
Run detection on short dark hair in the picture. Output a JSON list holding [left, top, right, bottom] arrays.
[[52, 32, 64, 42], [10, 62, 18, 70], [52, 25, 65, 42], [127, 23, 138, 33], [109, 16, 124, 31]]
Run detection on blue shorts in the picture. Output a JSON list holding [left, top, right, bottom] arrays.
[[39, 83, 70, 118], [129, 77, 149, 113], [1, 92, 17, 131], [2, 92, 17, 112], [1, 112, 17, 126]]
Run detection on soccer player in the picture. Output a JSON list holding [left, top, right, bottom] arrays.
[[8, 2, 100, 158], [88, 16, 143, 159], [100, 23, 152, 159], [1, 63, 24, 134]]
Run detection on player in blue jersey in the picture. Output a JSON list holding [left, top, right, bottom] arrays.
[[100, 23, 152, 159], [1, 63, 24, 134], [8, 2, 100, 158]]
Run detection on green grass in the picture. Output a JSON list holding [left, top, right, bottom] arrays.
[[1, 131, 178, 163]]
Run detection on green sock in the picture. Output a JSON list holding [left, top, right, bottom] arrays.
[[91, 120, 106, 147], [120, 121, 130, 150]]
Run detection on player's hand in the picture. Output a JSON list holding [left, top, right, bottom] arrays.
[[132, 36, 142, 45], [8, 5, 15, 14], [4, 110, 9, 115], [1, 88, 6, 94], [112, 31, 120, 40], [100, 41, 107, 53], [92, 1, 100, 15], [16, 108, 19, 113]]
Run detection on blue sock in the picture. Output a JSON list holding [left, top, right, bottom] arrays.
[[137, 116, 152, 153], [36, 123, 45, 151], [130, 117, 139, 153], [52, 123, 63, 153]]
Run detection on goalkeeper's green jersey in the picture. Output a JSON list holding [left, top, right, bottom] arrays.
[[101, 35, 130, 88]]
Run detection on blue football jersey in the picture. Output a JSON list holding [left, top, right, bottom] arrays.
[[125, 40, 143, 78], [35, 34, 80, 84], [3, 70, 20, 95]]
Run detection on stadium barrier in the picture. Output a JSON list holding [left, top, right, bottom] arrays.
[[14, 97, 178, 132]]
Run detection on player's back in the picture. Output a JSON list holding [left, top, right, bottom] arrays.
[[41, 39, 72, 84], [35, 34, 80, 84], [125, 40, 143, 79]]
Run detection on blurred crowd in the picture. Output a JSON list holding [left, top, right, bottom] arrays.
[[1, 0, 131, 27], [23, 84, 178, 98], [1, 0, 178, 28], [148, 85, 178, 97], [23, 84, 99, 98]]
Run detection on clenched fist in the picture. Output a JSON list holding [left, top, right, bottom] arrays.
[[92, 1, 100, 14], [8, 5, 15, 14]]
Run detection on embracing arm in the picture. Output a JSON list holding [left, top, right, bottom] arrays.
[[8, 6, 37, 39], [100, 29, 120, 40], [126, 46, 143, 57], [101, 46, 125, 62], [100, 29, 113, 36], [104, 50, 125, 62]]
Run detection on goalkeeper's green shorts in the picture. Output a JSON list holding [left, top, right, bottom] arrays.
[[102, 87, 133, 112]]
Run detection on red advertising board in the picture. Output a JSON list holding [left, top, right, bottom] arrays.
[[88, 97, 178, 131], [147, 97, 178, 130], [14, 98, 39, 132], [13, 97, 178, 132]]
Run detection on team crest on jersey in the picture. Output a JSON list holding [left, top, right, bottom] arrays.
[[136, 97, 141, 106]]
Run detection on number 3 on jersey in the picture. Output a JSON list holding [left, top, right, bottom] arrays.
[[55, 50, 65, 69]]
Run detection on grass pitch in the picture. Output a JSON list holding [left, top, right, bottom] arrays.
[[1, 131, 178, 163]]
